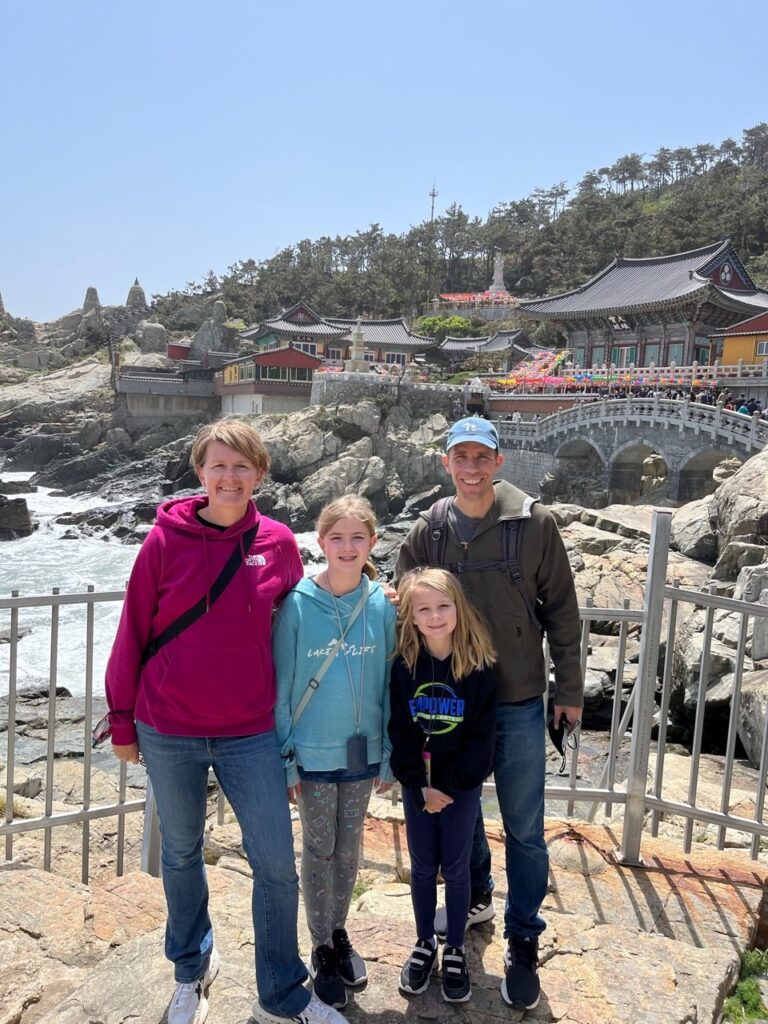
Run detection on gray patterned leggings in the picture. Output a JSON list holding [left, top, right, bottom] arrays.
[[297, 778, 374, 948]]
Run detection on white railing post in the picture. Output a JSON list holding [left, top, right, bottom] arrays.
[[619, 510, 672, 865], [141, 779, 162, 878]]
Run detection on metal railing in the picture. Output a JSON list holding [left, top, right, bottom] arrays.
[[3, 510, 768, 881]]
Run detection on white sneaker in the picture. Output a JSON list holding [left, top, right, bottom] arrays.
[[251, 991, 349, 1024], [168, 948, 221, 1024], [434, 890, 495, 940]]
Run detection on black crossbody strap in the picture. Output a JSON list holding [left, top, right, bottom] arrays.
[[141, 523, 259, 665]]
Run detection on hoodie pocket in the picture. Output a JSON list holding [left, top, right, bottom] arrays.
[[150, 641, 274, 726]]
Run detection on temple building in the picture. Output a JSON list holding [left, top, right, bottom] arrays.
[[238, 300, 433, 367], [713, 310, 768, 365], [438, 328, 536, 371], [517, 240, 768, 369]]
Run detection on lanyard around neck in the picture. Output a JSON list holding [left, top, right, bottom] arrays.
[[329, 577, 369, 734]]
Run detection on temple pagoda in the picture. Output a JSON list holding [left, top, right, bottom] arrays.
[[517, 240, 768, 369]]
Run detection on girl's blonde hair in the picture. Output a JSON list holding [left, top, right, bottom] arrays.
[[316, 495, 379, 581], [191, 417, 271, 474], [397, 568, 496, 679]]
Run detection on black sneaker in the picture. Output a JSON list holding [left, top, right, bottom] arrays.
[[309, 945, 347, 1009], [399, 937, 438, 995], [434, 888, 495, 940], [441, 945, 471, 1003], [501, 936, 540, 1009], [331, 928, 367, 987]]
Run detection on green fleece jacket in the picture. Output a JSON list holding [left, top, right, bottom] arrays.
[[395, 480, 583, 708]]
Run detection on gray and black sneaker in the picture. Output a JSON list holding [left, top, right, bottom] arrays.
[[501, 935, 540, 1009], [332, 928, 367, 986], [309, 944, 347, 1009], [441, 945, 471, 1003], [434, 888, 495, 940], [399, 937, 438, 995]]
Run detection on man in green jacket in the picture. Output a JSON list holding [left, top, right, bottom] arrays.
[[395, 416, 583, 1011]]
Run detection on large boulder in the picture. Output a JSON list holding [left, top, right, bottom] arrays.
[[0, 495, 35, 539], [670, 498, 718, 564], [711, 448, 768, 548], [134, 321, 168, 354], [738, 669, 768, 768], [299, 456, 387, 516]]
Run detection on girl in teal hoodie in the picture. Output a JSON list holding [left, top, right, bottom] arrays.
[[273, 495, 396, 1012]]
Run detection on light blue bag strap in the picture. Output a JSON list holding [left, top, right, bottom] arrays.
[[291, 576, 369, 726]]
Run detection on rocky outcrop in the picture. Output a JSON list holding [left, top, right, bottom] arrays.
[[670, 497, 717, 563], [712, 445, 768, 550], [0, 495, 34, 540], [738, 669, 768, 768], [134, 321, 167, 354]]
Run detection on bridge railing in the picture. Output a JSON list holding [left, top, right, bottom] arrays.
[[496, 396, 768, 454], [4, 510, 768, 879]]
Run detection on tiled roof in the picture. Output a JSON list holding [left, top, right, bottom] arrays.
[[440, 329, 531, 354], [241, 307, 434, 349], [518, 241, 768, 320], [326, 317, 435, 350], [711, 310, 768, 338]]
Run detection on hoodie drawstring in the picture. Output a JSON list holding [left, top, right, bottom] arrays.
[[202, 532, 211, 612]]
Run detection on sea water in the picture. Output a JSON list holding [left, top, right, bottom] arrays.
[[0, 473, 319, 698]]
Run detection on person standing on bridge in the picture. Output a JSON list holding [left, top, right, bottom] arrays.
[[395, 416, 584, 1011]]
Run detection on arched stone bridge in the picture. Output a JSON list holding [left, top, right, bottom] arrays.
[[496, 396, 768, 503]]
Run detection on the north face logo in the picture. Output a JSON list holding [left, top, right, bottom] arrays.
[[245, 554, 267, 567]]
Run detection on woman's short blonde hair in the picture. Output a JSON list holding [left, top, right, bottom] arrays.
[[396, 567, 496, 679], [191, 417, 271, 474]]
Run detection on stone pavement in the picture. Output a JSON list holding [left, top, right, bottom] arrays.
[[2, 815, 767, 1024]]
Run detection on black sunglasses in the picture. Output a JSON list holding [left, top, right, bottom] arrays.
[[547, 711, 580, 775]]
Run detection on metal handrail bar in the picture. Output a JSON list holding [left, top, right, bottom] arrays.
[[0, 590, 125, 609], [643, 796, 768, 839], [577, 605, 643, 622], [0, 800, 147, 835], [662, 586, 768, 616]]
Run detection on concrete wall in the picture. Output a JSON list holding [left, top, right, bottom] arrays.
[[310, 371, 462, 415], [496, 446, 556, 496], [123, 392, 219, 427]]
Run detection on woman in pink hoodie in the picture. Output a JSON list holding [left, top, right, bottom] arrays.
[[106, 417, 346, 1024]]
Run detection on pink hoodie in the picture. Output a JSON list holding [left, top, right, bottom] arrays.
[[105, 496, 303, 745]]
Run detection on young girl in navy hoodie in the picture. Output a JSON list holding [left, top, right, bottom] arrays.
[[273, 496, 396, 1012], [106, 418, 346, 1024], [389, 567, 497, 1004]]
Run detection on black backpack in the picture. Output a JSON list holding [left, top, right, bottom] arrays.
[[427, 497, 540, 626]]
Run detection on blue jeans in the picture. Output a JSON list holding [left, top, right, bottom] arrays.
[[469, 698, 548, 939], [136, 722, 309, 1017]]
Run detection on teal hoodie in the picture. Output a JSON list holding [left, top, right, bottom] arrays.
[[273, 575, 396, 787]]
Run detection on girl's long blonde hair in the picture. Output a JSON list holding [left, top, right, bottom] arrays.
[[316, 495, 379, 581], [396, 568, 496, 679]]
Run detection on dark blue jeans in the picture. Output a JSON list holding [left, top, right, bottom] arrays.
[[403, 785, 481, 948], [469, 698, 548, 939], [136, 722, 309, 1017]]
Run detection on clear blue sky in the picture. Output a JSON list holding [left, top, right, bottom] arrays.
[[2, 0, 766, 322]]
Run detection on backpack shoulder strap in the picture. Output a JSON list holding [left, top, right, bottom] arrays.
[[502, 518, 540, 626], [428, 496, 453, 566]]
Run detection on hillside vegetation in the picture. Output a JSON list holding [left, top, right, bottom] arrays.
[[153, 123, 768, 326]]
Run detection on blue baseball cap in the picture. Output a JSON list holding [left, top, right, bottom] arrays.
[[446, 417, 499, 451]]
